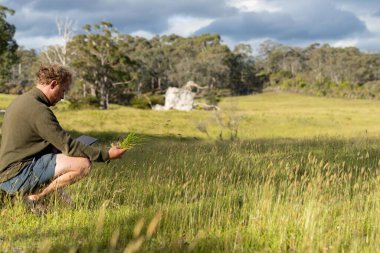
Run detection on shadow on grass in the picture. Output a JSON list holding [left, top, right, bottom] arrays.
[[68, 129, 202, 145], [1, 209, 159, 252], [4, 207, 253, 253], [67, 130, 380, 172]]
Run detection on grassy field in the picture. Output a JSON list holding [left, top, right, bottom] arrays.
[[1, 92, 380, 252]]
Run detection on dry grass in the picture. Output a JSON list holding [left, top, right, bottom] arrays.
[[0, 92, 380, 252]]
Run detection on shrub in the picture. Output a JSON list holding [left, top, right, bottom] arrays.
[[110, 92, 136, 106], [148, 95, 165, 106], [131, 94, 165, 109], [68, 97, 101, 110], [205, 89, 221, 105]]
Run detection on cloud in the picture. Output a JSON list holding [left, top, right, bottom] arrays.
[[0, 0, 378, 52], [227, 0, 281, 13], [196, 0, 368, 43], [3, 0, 237, 33], [164, 16, 214, 37]]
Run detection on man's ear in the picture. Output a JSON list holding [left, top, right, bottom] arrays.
[[49, 80, 58, 89]]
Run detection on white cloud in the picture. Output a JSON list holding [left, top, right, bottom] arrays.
[[164, 16, 214, 37], [358, 14, 380, 34], [130, 30, 155, 39], [227, 0, 281, 12], [331, 38, 359, 48], [16, 35, 64, 50]]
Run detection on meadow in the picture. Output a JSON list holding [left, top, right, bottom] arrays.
[[1, 92, 380, 252]]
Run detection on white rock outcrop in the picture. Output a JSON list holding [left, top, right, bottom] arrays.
[[154, 87, 195, 111]]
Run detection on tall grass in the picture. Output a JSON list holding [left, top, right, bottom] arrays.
[[1, 138, 380, 251], [1, 92, 380, 251]]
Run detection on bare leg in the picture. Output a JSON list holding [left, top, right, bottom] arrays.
[[27, 154, 91, 201]]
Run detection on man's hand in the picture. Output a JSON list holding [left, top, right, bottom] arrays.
[[108, 146, 127, 160]]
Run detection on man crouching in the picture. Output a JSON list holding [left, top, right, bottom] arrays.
[[0, 64, 126, 212]]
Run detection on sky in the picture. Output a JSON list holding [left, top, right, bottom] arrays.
[[1, 0, 380, 53]]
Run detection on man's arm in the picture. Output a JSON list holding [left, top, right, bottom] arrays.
[[34, 108, 111, 162]]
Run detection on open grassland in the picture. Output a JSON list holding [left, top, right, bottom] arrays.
[[0, 93, 16, 109], [1, 92, 380, 252], [2, 92, 380, 140]]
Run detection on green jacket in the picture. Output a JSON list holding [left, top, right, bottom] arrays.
[[0, 87, 109, 183]]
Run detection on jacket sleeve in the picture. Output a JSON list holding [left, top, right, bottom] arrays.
[[34, 108, 110, 162]]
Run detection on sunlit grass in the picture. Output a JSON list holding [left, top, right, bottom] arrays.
[[220, 93, 380, 138], [1, 92, 380, 251], [36, 92, 380, 142], [0, 93, 16, 109]]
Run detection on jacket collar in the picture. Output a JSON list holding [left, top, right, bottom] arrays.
[[30, 87, 52, 107]]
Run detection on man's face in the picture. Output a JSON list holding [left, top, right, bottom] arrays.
[[51, 80, 70, 105]]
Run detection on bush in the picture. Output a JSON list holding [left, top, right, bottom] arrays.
[[148, 95, 165, 106], [204, 89, 221, 105], [131, 94, 165, 109], [68, 97, 101, 110], [0, 83, 32, 95], [130, 95, 151, 109], [110, 92, 136, 106]]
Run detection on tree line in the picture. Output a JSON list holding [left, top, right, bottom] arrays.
[[257, 41, 380, 99], [1, 5, 380, 110]]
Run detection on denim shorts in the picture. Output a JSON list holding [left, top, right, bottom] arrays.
[[0, 153, 56, 195]]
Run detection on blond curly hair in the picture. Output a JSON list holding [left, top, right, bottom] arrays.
[[36, 64, 72, 86]]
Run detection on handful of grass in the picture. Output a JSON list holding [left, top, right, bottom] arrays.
[[118, 132, 144, 150]]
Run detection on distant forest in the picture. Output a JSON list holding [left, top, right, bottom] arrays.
[[1, 6, 380, 109]]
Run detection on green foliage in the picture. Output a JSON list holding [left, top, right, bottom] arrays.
[[130, 95, 151, 109], [148, 94, 165, 106], [110, 92, 136, 106], [0, 5, 18, 85], [67, 22, 133, 109], [11, 48, 38, 88], [229, 44, 262, 95], [5, 21, 380, 104], [0, 48, 37, 95], [68, 96, 101, 110], [259, 41, 380, 99], [204, 89, 221, 105], [130, 94, 164, 109]]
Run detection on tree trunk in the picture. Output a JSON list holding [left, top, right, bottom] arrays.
[[90, 85, 96, 97], [158, 77, 161, 90], [82, 83, 87, 97], [151, 77, 155, 91], [99, 83, 108, 110]]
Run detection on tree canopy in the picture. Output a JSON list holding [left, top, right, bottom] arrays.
[[3, 16, 380, 107], [0, 5, 18, 86]]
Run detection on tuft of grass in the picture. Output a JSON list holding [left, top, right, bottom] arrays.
[[118, 133, 144, 150]]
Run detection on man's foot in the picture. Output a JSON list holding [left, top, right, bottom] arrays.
[[22, 197, 48, 217]]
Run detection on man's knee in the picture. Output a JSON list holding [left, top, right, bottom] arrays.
[[78, 158, 91, 177]]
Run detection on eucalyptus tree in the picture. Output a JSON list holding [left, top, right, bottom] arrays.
[[11, 48, 38, 88], [0, 5, 18, 86], [118, 35, 169, 93], [164, 33, 230, 89], [40, 18, 76, 66], [68, 22, 133, 109], [229, 44, 259, 94]]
